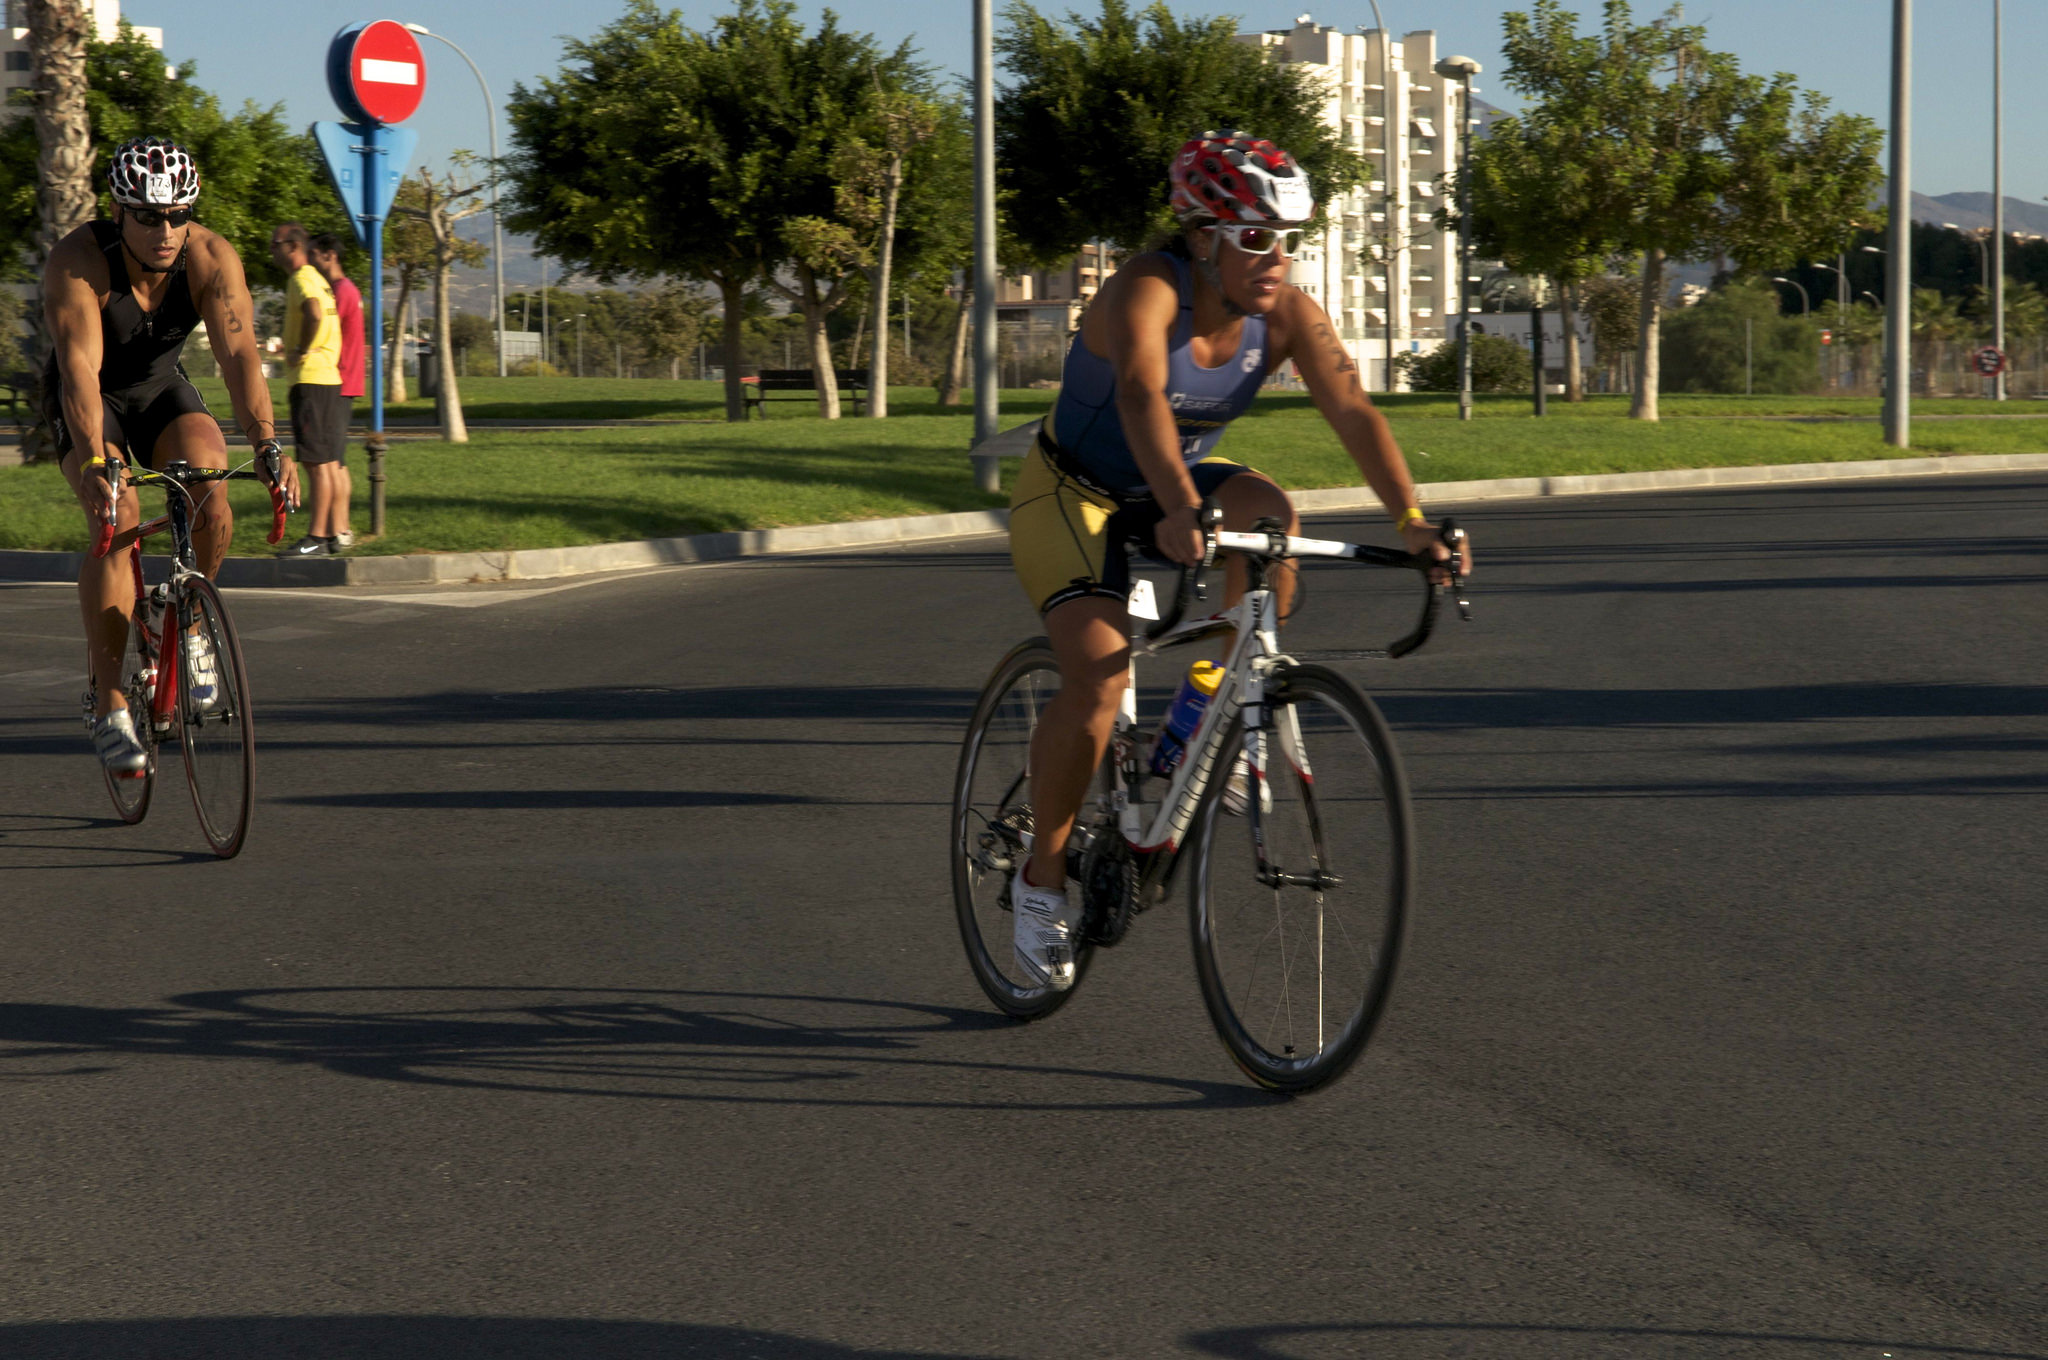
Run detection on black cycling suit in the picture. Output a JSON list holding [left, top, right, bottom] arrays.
[[45, 218, 214, 466]]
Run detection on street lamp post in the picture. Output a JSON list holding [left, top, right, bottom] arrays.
[[1434, 55, 1481, 421], [969, 0, 999, 492], [1993, 0, 2006, 399], [1362, 4, 1396, 393], [1883, 0, 1911, 447], [575, 313, 585, 378], [1769, 277, 1810, 314], [1815, 260, 1847, 387], [404, 24, 507, 378]]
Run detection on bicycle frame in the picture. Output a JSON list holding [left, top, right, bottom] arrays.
[[86, 456, 288, 734]]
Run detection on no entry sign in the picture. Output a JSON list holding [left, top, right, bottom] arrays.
[[327, 20, 426, 125], [1972, 346, 2009, 377]]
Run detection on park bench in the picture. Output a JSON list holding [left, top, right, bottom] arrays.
[[743, 367, 869, 418]]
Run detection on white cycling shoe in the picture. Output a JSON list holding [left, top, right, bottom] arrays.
[[1012, 863, 1079, 991], [92, 707, 148, 776], [1223, 752, 1274, 816], [184, 632, 221, 711]]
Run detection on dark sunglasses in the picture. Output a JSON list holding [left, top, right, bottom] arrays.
[[127, 207, 194, 229]]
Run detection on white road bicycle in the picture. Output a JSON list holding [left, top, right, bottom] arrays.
[[951, 507, 1469, 1093]]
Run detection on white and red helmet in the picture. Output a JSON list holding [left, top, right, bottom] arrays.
[[1169, 129, 1314, 225], [108, 136, 200, 209]]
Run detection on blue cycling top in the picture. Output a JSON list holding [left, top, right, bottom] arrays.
[[1050, 251, 1269, 495]]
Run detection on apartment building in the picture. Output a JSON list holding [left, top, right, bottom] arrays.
[[2, 0, 164, 109], [1237, 18, 1477, 388]]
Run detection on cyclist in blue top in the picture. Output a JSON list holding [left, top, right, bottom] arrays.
[[1005, 129, 1471, 990]]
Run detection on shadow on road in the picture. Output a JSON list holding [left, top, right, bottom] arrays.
[[277, 790, 824, 810], [0, 1314, 1011, 1360], [1185, 1321, 2047, 1360], [0, 985, 1273, 1113], [1378, 681, 2048, 729]]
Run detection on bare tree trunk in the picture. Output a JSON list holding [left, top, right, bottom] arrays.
[[717, 275, 747, 421], [848, 296, 868, 372], [24, 0, 93, 464], [868, 150, 903, 418], [432, 264, 466, 442], [939, 282, 970, 405], [387, 279, 411, 404], [1631, 248, 1664, 421], [799, 266, 841, 419], [1560, 277, 1584, 403]]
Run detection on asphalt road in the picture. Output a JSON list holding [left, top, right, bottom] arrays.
[[0, 474, 2043, 1359]]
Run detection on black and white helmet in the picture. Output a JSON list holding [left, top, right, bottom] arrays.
[[108, 136, 200, 208]]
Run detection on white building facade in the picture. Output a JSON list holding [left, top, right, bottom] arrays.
[[1237, 19, 1475, 389], [2, 0, 164, 108]]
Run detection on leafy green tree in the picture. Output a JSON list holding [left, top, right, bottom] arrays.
[[0, 22, 355, 278], [1658, 278, 1817, 393], [507, 0, 930, 421], [996, 0, 1365, 261], [1395, 333, 1529, 392], [1491, 0, 1881, 420]]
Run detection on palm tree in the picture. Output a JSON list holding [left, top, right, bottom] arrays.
[[1911, 288, 1967, 395], [21, 0, 94, 462]]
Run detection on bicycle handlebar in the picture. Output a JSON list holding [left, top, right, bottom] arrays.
[[88, 456, 292, 559], [1144, 502, 1470, 658]]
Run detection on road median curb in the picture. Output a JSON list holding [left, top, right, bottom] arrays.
[[4, 452, 2044, 588]]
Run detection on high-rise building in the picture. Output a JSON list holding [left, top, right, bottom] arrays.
[[2, 1, 165, 109], [1237, 18, 1475, 390]]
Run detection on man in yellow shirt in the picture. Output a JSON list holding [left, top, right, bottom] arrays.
[[269, 222, 349, 556]]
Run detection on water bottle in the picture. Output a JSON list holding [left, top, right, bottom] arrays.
[[1149, 660, 1225, 777]]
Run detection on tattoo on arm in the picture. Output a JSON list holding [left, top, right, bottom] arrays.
[[1313, 321, 1360, 384], [225, 307, 243, 334]]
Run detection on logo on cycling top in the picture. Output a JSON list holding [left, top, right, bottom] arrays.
[[1169, 392, 1230, 413], [1242, 347, 1263, 373]]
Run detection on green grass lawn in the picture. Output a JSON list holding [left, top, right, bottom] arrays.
[[6, 386, 2044, 557]]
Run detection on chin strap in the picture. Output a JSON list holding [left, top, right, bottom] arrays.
[[1194, 254, 1246, 319]]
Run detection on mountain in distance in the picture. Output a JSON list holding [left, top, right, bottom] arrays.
[[1914, 191, 2048, 236]]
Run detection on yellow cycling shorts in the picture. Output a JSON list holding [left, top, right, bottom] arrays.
[[1008, 435, 1250, 616]]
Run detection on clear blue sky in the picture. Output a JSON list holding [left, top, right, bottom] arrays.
[[147, 0, 2041, 204]]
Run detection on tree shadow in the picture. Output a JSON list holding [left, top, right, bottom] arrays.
[[0, 985, 1274, 1113], [1375, 681, 2048, 731], [0, 1314, 1013, 1359]]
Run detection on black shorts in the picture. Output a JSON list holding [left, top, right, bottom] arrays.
[[289, 384, 350, 465], [48, 371, 212, 468]]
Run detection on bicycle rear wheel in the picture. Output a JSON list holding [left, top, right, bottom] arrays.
[[951, 638, 1093, 1018], [176, 577, 255, 858], [1190, 663, 1412, 1093], [97, 614, 158, 825]]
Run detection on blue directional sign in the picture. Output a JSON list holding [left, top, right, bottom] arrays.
[[312, 119, 417, 249]]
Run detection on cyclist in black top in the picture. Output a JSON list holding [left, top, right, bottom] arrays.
[[45, 136, 298, 773]]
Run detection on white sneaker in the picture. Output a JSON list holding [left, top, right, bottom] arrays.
[[1012, 864, 1078, 991], [184, 632, 221, 711], [1222, 752, 1273, 816], [92, 707, 148, 775]]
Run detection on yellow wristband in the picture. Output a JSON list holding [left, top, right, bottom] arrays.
[[85, 454, 108, 468], [1394, 506, 1425, 529]]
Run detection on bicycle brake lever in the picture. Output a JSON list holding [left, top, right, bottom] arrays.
[[1440, 519, 1472, 621]]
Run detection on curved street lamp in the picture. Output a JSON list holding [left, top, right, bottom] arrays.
[[1769, 276, 1810, 315], [1434, 54, 1481, 420], [405, 24, 508, 378]]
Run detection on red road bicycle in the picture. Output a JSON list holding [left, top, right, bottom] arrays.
[[83, 448, 288, 858]]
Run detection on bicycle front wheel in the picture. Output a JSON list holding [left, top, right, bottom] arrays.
[[176, 577, 255, 858], [951, 638, 1092, 1019], [1190, 663, 1412, 1093]]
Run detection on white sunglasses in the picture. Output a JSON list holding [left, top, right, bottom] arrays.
[[1209, 222, 1307, 257]]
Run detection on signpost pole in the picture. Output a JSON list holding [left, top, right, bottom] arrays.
[[365, 122, 387, 537]]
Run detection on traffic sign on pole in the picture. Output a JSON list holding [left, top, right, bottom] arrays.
[[327, 20, 427, 125], [320, 20, 429, 537], [1972, 345, 2009, 377]]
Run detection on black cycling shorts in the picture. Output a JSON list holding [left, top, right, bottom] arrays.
[[289, 383, 350, 465], [48, 372, 213, 468]]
